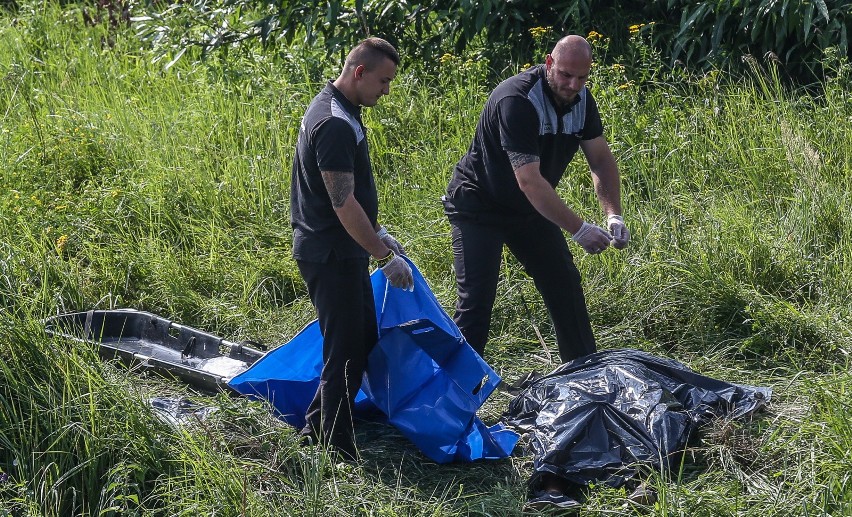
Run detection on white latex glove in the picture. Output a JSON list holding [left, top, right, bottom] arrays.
[[377, 225, 406, 256], [607, 214, 630, 249], [571, 221, 612, 254], [381, 251, 414, 291]]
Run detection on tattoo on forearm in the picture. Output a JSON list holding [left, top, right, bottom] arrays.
[[507, 151, 540, 170], [321, 171, 354, 209]]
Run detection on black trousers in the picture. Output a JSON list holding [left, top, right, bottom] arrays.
[[447, 213, 596, 363], [296, 256, 377, 459]]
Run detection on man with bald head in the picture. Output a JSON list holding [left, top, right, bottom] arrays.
[[443, 34, 630, 364], [291, 36, 413, 460]]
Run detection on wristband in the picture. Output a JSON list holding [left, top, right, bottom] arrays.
[[375, 250, 395, 267]]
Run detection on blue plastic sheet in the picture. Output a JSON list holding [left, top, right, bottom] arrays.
[[229, 258, 519, 463]]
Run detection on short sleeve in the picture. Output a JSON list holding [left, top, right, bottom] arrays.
[[497, 96, 540, 156], [314, 118, 357, 172]]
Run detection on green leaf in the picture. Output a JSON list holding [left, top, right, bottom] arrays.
[[711, 13, 729, 52], [675, 3, 708, 39], [325, 2, 339, 25], [803, 4, 813, 41], [815, 0, 830, 22], [474, 3, 488, 33], [163, 47, 186, 71]]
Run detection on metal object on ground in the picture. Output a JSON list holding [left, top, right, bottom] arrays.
[[44, 309, 264, 393]]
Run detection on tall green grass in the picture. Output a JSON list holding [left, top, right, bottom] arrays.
[[1, 1, 851, 514]]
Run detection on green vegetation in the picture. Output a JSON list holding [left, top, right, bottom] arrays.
[[133, 0, 851, 83], [2, 1, 851, 515]]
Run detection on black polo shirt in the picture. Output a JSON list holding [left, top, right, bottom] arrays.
[[290, 82, 378, 262], [446, 64, 604, 218]]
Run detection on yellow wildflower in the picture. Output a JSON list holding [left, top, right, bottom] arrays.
[[529, 26, 549, 39], [55, 234, 68, 254], [629, 23, 645, 35]]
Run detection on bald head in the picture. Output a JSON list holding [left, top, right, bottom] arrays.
[[551, 35, 593, 62], [544, 35, 593, 107]]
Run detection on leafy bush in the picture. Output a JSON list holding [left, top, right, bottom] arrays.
[[649, 0, 852, 83], [132, 0, 640, 74], [129, 0, 850, 84]]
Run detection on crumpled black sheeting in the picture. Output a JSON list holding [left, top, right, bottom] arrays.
[[502, 348, 771, 489]]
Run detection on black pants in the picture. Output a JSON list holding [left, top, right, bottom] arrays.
[[447, 213, 596, 363], [296, 256, 377, 459]]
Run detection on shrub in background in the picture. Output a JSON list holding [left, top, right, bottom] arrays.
[[649, 0, 851, 83], [124, 0, 851, 84]]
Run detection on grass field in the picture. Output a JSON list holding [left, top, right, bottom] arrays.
[[1, 2, 851, 515]]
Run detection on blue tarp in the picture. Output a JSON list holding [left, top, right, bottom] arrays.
[[228, 258, 519, 463]]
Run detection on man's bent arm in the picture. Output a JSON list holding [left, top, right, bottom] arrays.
[[580, 136, 622, 217], [512, 153, 584, 234], [322, 170, 391, 259]]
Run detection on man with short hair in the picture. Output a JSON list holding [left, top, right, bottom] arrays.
[[443, 34, 630, 364], [291, 37, 413, 460]]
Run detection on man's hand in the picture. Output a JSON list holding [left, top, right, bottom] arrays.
[[377, 225, 406, 256], [381, 252, 414, 291], [571, 221, 612, 254], [607, 215, 630, 249]]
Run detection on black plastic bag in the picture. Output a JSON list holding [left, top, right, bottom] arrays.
[[502, 348, 770, 491]]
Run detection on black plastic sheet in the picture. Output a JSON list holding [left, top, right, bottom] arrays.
[[502, 348, 770, 490]]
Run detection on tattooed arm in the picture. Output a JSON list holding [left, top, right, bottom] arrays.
[[508, 151, 585, 235], [321, 170, 391, 259]]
